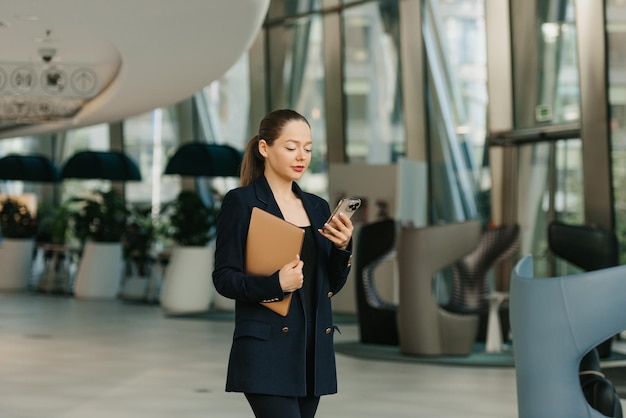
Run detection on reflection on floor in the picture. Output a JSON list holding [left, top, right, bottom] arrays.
[[0, 293, 622, 418]]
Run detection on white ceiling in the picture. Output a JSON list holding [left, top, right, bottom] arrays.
[[0, 0, 269, 139]]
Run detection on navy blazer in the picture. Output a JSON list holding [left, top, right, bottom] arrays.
[[212, 176, 352, 397]]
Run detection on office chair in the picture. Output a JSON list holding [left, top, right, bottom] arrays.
[[509, 255, 626, 418], [397, 220, 481, 355], [354, 219, 399, 346], [446, 224, 519, 341], [547, 220, 619, 358]]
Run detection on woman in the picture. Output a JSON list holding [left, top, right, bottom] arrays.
[[212, 109, 354, 418]]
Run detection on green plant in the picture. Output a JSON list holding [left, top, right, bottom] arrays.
[[37, 203, 72, 244], [68, 190, 129, 245], [0, 198, 37, 239], [164, 190, 218, 247], [123, 205, 156, 276]]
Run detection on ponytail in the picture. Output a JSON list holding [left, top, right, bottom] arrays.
[[240, 135, 264, 186], [240, 109, 310, 186]]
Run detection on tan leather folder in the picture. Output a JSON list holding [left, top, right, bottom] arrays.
[[245, 207, 305, 316]]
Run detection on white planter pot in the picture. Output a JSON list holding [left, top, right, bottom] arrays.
[[0, 238, 35, 291], [160, 245, 214, 314], [119, 260, 151, 301], [74, 241, 123, 299]]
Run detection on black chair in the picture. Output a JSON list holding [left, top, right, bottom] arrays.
[[354, 219, 399, 346], [547, 220, 619, 358], [579, 348, 623, 418]]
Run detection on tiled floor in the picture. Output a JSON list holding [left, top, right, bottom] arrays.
[[0, 293, 621, 418]]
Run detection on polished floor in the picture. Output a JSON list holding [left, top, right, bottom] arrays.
[[0, 293, 621, 418]]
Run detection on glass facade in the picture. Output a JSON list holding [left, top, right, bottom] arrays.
[[424, 0, 487, 223], [266, 12, 328, 197], [342, 1, 405, 163], [507, 0, 585, 275], [0, 0, 621, 272], [607, 0, 626, 263], [196, 53, 251, 150], [123, 108, 180, 213]]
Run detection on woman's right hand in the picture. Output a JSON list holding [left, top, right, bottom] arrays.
[[279, 255, 304, 292]]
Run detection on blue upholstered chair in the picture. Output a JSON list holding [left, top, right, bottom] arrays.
[[510, 255, 626, 418]]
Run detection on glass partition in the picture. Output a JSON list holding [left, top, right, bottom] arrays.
[[515, 138, 584, 277], [342, 0, 405, 163], [513, 0, 579, 129], [266, 13, 328, 198], [424, 0, 487, 223], [196, 52, 251, 150], [536, 0, 579, 125], [271, 0, 323, 19], [607, 0, 626, 263], [195, 52, 252, 206], [123, 107, 180, 212]]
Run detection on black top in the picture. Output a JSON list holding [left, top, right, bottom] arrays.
[[300, 226, 317, 317]]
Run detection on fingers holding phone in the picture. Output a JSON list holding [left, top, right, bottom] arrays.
[[319, 197, 360, 250]]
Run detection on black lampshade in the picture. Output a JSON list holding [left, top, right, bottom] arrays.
[[61, 151, 142, 181], [164, 143, 242, 177], [0, 154, 60, 182]]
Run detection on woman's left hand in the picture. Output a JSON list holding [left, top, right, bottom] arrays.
[[318, 212, 354, 250]]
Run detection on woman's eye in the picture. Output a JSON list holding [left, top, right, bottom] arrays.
[[304, 148, 312, 153], [286, 147, 296, 151]]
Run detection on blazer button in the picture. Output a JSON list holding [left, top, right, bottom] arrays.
[[327, 291, 333, 298], [325, 327, 332, 334], [282, 327, 289, 333]]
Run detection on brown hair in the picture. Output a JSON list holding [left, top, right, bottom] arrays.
[[239, 109, 310, 186]]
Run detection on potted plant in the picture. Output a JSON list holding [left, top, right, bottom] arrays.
[[68, 190, 129, 299], [160, 190, 219, 314], [36, 202, 72, 245], [0, 197, 38, 291], [119, 205, 157, 301], [34, 202, 74, 293]]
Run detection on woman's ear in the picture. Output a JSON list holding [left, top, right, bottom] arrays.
[[258, 139, 268, 158]]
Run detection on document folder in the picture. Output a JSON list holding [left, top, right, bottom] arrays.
[[245, 207, 305, 316]]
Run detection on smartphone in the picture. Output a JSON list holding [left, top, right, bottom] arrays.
[[326, 197, 362, 224]]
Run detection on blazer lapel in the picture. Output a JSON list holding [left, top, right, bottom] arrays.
[[252, 176, 283, 218]]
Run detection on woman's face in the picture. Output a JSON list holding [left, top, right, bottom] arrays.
[[259, 120, 312, 182]]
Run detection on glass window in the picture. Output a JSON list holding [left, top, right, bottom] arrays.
[[267, 14, 328, 198], [516, 139, 584, 277], [607, 0, 626, 263], [123, 107, 180, 213], [271, 0, 323, 19], [424, 0, 487, 223], [342, 0, 405, 163], [194, 52, 252, 205], [536, 1, 580, 125], [514, 0, 579, 129], [197, 52, 251, 151]]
